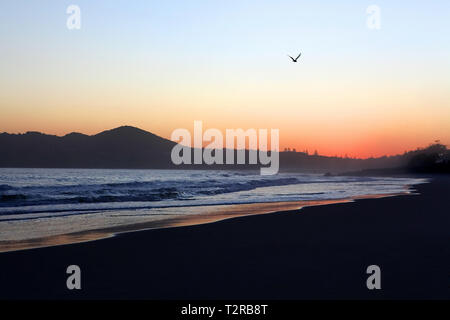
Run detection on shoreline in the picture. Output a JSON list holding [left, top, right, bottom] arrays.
[[0, 191, 411, 253], [1, 176, 449, 299]]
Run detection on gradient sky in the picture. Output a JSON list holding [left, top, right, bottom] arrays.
[[1, 0, 449, 158]]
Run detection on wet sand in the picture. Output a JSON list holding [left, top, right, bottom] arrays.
[[0, 196, 395, 253], [0, 176, 449, 299]]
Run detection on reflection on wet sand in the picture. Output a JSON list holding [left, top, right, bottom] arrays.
[[0, 193, 402, 253]]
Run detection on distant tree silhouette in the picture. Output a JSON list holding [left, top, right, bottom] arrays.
[[407, 143, 449, 173]]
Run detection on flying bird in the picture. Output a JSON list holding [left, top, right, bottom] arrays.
[[288, 52, 302, 62]]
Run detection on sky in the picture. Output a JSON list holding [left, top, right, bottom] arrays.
[[0, 0, 449, 158]]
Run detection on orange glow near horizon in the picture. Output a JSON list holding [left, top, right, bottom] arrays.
[[1, 72, 449, 159], [1, 116, 448, 159]]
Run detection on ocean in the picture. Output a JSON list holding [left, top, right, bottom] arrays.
[[0, 168, 426, 242]]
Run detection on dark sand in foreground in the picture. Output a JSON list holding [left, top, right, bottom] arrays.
[[0, 176, 449, 299]]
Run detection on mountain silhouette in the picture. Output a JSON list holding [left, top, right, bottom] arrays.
[[0, 126, 176, 169], [1, 126, 448, 173]]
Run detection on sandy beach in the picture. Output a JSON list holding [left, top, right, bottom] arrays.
[[0, 175, 449, 300], [0, 197, 376, 253]]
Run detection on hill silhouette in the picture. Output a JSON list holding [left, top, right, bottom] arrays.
[[0, 126, 448, 173], [0, 126, 176, 169]]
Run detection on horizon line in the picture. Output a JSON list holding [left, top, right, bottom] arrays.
[[1, 125, 447, 161]]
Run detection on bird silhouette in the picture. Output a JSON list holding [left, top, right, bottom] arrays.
[[288, 53, 302, 62]]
